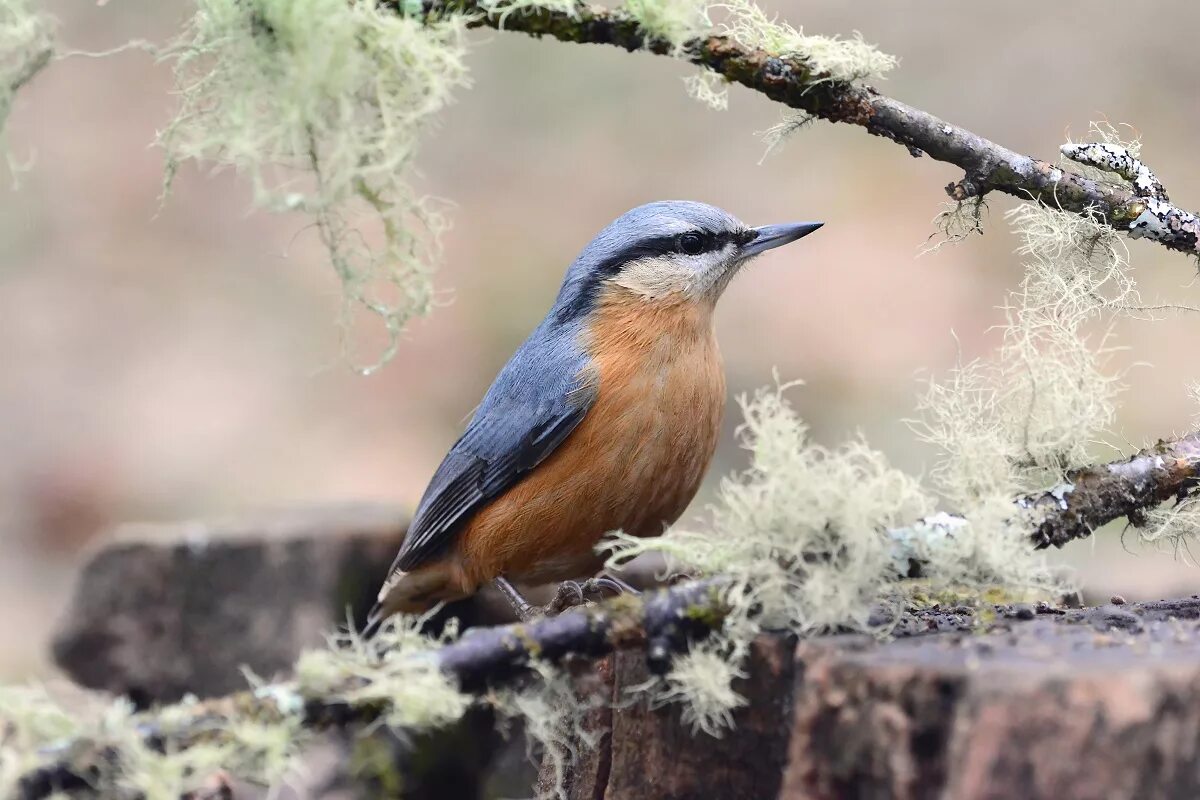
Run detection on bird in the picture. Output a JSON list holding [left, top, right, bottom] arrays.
[[365, 200, 821, 633]]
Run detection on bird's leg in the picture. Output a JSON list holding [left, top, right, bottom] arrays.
[[493, 576, 542, 622]]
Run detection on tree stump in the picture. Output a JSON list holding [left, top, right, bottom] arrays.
[[538, 600, 1200, 800], [51, 504, 407, 702]]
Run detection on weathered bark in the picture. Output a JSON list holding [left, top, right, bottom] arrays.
[[538, 598, 1200, 800], [538, 637, 798, 800], [51, 505, 408, 703], [784, 598, 1200, 800]]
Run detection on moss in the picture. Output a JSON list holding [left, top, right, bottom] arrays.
[[682, 596, 727, 628], [349, 734, 406, 797], [513, 624, 544, 660]]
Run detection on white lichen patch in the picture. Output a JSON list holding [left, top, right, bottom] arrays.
[[624, 0, 710, 50], [683, 69, 728, 110], [1061, 141, 1165, 201], [715, 0, 896, 83], [0, 0, 53, 175], [158, 0, 470, 370], [1060, 120, 1143, 187]]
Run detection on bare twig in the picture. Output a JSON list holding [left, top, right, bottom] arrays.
[[390, 0, 1200, 258]]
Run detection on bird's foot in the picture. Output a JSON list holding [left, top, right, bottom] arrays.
[[495, 575, 641, 622], [544, 575, 641, 615]]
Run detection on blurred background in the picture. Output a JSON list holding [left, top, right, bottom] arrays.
[[2, 1, 1198, 679]]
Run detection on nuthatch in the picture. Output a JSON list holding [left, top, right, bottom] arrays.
[[367, 201, 821, 630]]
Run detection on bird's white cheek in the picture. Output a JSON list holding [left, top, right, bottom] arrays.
[[611, 254, 693, 299], [612, 251, 732, 300]]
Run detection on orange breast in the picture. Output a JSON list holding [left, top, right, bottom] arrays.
[[452, 284, 726, 590]]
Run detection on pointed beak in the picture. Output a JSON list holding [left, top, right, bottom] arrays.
[[740, 221, 823, 258]]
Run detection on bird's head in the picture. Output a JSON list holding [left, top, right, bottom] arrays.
[[556, 200, 821, 317]]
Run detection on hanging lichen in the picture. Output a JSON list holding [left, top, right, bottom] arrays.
[[0, 0, 53, 177], [158, 0, 471, 370]]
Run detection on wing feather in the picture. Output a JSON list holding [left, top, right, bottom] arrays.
[[387, 397, 591, 574]]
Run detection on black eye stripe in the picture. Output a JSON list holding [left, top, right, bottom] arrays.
[[556, 228, 748, 323]]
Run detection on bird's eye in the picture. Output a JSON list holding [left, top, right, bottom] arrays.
[[678, 232, 705, 255]]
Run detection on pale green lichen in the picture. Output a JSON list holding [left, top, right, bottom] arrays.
[[624, 0, 710, 51], [1135, 384, 1200, 557], [611, 381, 931, 636], [158, 0, 470, 371], [479, 0, 581, 28], [715, 0, 896, 83], [1, 613, 473, 797], [1141, 496, 1200, 563], [651, 647, 746, 736], [908, 201, 1139, 601], [296, 611, 470, 732], [0, 0, 53, 178], [606, 381, 933, 735], [0, 686, 82, 794]]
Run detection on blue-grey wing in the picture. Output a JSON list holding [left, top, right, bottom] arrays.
[[389, 338, 595, 574]]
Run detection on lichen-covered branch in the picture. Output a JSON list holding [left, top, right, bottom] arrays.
[[891, 431, 1200, 562], [15, 579, 731, 800], [393, 0, 1200, 258], [16, 431, 1200, 797], [1021, 431, 1200, 549]]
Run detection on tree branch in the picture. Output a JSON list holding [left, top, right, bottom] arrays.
[[1022, 431, 1200, 549], [889, 431, 1200, 566], [397, 0, 1200, 258]]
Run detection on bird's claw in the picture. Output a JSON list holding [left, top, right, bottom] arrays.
[[544, 580, 587, 616], [541, 576, 639, 617]]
